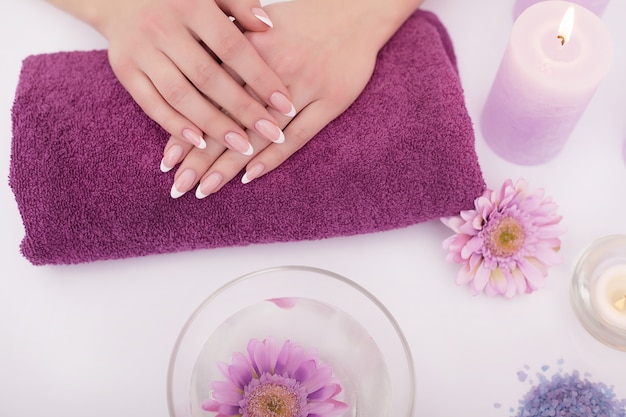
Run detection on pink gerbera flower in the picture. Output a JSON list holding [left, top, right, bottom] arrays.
[[441, 179, 564, 298], [202, 337, 348, 417]]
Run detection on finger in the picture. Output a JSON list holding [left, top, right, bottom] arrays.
[[173, 45, 287, 145], [159, 136, 194, 173], [189, 4, 296, 118], [137, 47, 265, 155], [194, 90, 323, 194], [155, 27, 289, 147], [241, 98, 345, 184], [111, 59, 208, 150], [169, 137, 229, 199], [215, 0, 275, 30], [192, 85, 312, 197], [195, 130, 271, 198]]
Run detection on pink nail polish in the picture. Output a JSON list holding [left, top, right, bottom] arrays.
[[270, 92, 297, 117], [241, 163, 265, 184], [196, 172, 223, 199], [225, 132, 254, 156], [182, 128, 206, 149], [252, 7, 273, 28], [170, 169, 197, 199], [255, 119, 285, 143], [160, 145, 184, 173]]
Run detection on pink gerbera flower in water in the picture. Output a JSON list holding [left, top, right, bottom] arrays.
[[202, 337, 349, 417], [441, 179, 563, 298]]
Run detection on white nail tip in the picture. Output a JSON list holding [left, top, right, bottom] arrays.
[[254, 14, 273, 28], [197, 138, 207, 150], [160, 160, 172, 173], [274, 130, 285, 144], [241, 173, 252, 184], [170, 184, 185, 199], [195, 186, 207, 199], [243, 143, 254, 156], [284, 104, 296, 118]]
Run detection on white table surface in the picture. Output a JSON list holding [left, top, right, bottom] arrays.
[[1, 1, 625, 416]]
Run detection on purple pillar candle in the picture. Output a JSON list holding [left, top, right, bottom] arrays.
[[514, 0, 609, 20], [481, 1, 613, 165]]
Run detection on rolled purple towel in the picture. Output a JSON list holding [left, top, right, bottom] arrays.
[[9, 10, 484, 265]]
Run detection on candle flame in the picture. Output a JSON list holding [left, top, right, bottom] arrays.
[[615, 296, 626, 312], [557, 6, 575, 46]]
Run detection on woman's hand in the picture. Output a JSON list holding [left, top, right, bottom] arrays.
[[163, 0, 423, 198], [46, 0, 295, 154]]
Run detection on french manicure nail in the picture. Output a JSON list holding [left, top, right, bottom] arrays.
[[252, 7, 273, 28], [182, 128, 206, 149], [241, 163, 265, 184], [196, 172, 223, 199], [270, 91, 297, 117], [225, 132, 254, 156], [255, 119, 285, 143], [170, 169, 197, 199], [160, 144, 184, 173]]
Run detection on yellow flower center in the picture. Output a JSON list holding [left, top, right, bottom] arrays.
[[485, 216, 525, 258], [246, 383, 300, 417]]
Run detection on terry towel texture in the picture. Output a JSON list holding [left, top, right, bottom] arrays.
[[10, 10, 485, 265]]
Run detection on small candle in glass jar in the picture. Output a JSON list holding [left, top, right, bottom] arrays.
[[591, 264, 626, 329]]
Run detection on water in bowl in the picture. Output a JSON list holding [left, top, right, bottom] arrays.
[[189, 297, 391, 417]]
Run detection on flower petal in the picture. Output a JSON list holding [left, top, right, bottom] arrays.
[[293, 359, 317, 382], [517, 260, 546, 290], [489, 267, 508, 295], [201, 399, 220, 412], [472, 261, 492, 292], [460, 236, 484, 259], [277, 341, 303, 376], [228, 352, 253, 388], [309, 383, 341, 401], [307, 400, 335, 414], [252, 337, 279, 374], [210, 381, 242, 405], [301, 364, 332, 393], [511, 267, 528, 294]]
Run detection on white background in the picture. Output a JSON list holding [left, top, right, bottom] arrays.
[[1, 0, 625, 416]]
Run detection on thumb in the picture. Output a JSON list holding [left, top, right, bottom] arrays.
[[216, 0, 274, 31]]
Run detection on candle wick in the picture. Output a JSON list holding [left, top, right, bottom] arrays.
[[557, 35, 565, 46]]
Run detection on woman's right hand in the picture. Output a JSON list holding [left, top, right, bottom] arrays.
[[47, 0, 295, 154]]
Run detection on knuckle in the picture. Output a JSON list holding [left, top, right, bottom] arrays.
[[217, 33, 248, 62], [191, 60, 218, 91], [137, 9, 168, 40], [162, 81, 189, 106], [231, 97, 259, 119], [288, 124, 311, 146]]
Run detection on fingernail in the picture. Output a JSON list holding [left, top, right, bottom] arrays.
[[225, 132, 254, 156], [160, 145, 184, 173], [255, 119, 285, 143], [182, 128, 206, 149], [270, 92, 296, 117], [252, 7, 273, 28], [170, 169, 197, 199], [196, 172, 223, 199], [241, 163, 265, 184]]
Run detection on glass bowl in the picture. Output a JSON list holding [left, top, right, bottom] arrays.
[[570, 235, 626, 351], [167, 265, 415, 417]]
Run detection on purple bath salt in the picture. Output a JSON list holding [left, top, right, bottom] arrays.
[[515, 371, 626, 417]]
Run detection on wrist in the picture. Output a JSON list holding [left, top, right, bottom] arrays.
[[45, 0, 118, 37]]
